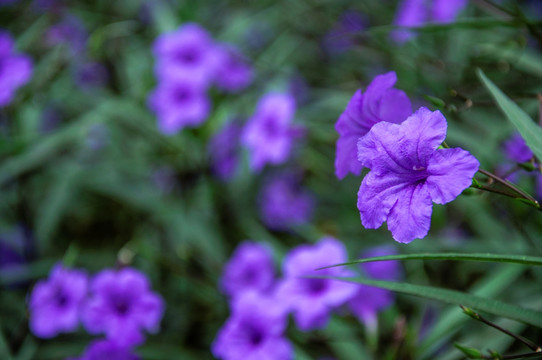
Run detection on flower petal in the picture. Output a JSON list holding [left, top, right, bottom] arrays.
[[357, 171, 409, 229], [426, 148, 479, 204], [387, 183, 433, 243]]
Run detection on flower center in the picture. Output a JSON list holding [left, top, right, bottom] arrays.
[[174, 87, 192, 103], [305, 278, 328, 295], [245, 324, 264, 346], [175, 47, 200, 65], [114, 297, 130, 316]]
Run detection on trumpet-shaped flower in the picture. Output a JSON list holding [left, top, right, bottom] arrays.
[[357, 107, 479, 243], [335, 72, 411, 179], [503, 132, 533, 163], [0, 31, 32, 106]]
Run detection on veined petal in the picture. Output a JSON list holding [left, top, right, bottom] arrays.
[[335, 134, 363, 179], [357, 171, 409, 229], [361, 72, 398, 124], [426, 148, 479, 204], [378, 88, 412, 124], [387, 183, 432, 243]]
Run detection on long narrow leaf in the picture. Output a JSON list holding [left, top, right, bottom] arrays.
[[477, 69, 542, 161], [319, 252, 542, 269], [331, 276, 542, 328]]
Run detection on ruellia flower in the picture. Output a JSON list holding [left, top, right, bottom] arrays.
[[69, 339, 140, 360], [220, 241, 275, 298], [152, 23, 219, 86], [275, 237, 357, 331], [214, 45, 253, 93], [208, 122, 242, 181], [357, 106, 479, 243], [28, 264, 88, 338], [259, 172, 314, 230], [0, 31, 33, 106], [348, 246, 401, 330], [212, 291, 292, 360], [81, 267, 164, 346], [241, 93, 300, 172], [503, 132, 533, 163], [148, 76, 210, 135], [335, 71, 412, 179]]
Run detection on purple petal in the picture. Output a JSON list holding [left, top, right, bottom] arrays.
[[426, 148, 479, 204], [387, 183, 433, 243]]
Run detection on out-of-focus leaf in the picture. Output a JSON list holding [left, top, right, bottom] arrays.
[[331, 275, 542, 328], [477, 69, 542, 161], [14, 336, 37, 360], [321, 252, 542, 269], [0, 324, 12, 360], [325, 317, 371, 360]]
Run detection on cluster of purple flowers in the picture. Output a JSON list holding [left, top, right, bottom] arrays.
[[0, 31, 32, 106], [28, 264, 164, 359], [392, 0, 468, 43], [336, 71, 479, 243], [149, 23, 254, 135], [213, 238, 400, 359]]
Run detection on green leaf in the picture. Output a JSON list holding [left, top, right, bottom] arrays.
[[454, 344, 484, 359], [320, 252, 542, 269], [331, 276, 542, 328], [477, 69, 542, 161]]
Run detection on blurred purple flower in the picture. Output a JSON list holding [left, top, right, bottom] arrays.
[[46, 16, 88, 56], [28, 264, 88, 338], [276, 237, 357, 331], [220, 241, 275, 298], [323, 10, 366, 54], [32, 0, 64, 13], [0, 31, 33, 106], [357, 107, 479, 243], [335, 71, 412, 179], [70, 340, 140, 360], [153, 23, 219, 86], [148, 77, 210, 135], [241, 93, 300, 172], [0, 0, 17, 6], [82, 268, 164, 346], [348, 246, 401, 329], [208, 122, 241, 181], [214, 45, 253, 93], [259, 172, 314, 230], [212, 291, 292, 360], [392, 0, 467, 43], [503, 132, 533, 163], [74, 62, 108, 90]]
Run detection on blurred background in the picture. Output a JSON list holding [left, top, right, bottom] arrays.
[[1, 0, 542, 359]]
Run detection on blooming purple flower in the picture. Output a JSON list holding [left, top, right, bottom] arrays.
[[241, 93, 299, 172], [148, 76, 210, 135], [214, 45, 253, 93], [208, 122, 241, 181], [348, 246, 401, 329], [212, 291, 292, 360], [152, 23, 219, 86], [220, 241, 275, 298], [357, 106, 479, 243], [503, 132, 533, 163], [82, 267, 164, 346], [70, 340, 140, 360], [259, 172, 314, 230], [276, 237, 357, 331], [28, 264, 88, 338], [335, 71, 412, 179], [392, 0, 468, 43], [0, 32, 33, 106]]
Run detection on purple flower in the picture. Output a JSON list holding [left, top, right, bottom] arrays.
[[276, 237, 357, 331], [28, 264, 88, 338], [74, 62, 108, 90], [0, 32, 33, 106], [259, 172, 314, 230], [503, 132, 534, 163], [348, 246, 401, 329], [70, 340, 140, 360], [392, 0, 468, 43], [82, 268, 164, 346], [45, 16, 88, 56], [152, 23, 219, 86], [323, 10, 366, 54], [220, 241, 275, 298], [357, 107, 479, 243], [214, 45, 253, 93], [148, 76, 210, 135], [208, 123, 241, 181], [335, 72, 412, 179], [212, 291, 292, 360], [241, 93, 300, 172]]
